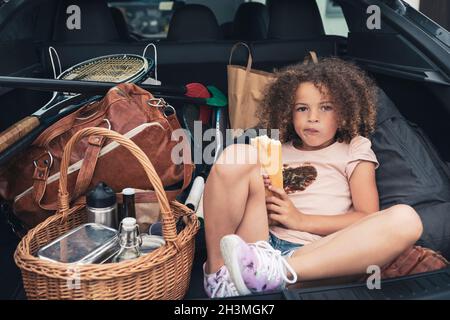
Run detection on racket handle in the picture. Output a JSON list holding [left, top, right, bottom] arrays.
[[0, 116, 40, 154]]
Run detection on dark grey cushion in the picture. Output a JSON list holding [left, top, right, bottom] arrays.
[[167, 4, 221, 41], [372, 89, 450, 258], [268, 0, 324, 39]]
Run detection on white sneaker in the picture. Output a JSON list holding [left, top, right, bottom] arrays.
[[220, 234, 297, 295], [203, 263, 239, 298]]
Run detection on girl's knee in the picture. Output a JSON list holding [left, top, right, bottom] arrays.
[[212, 144, 259, 178], [387, 204, 423, 242], [217, 144, 258, 165]]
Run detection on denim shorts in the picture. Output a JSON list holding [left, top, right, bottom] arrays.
[[268, 232, 303, 257]]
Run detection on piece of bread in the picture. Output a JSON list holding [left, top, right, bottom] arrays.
[[250, 135, 284, 226], [250, 135, 283, 192]]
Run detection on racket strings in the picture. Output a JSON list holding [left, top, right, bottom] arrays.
[[62, 57, 145, 82]]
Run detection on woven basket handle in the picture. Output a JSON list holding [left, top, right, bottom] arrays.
[[57, 127, 179, 242]]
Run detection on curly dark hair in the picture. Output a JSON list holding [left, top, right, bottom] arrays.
[[257, 57, 378, 144]]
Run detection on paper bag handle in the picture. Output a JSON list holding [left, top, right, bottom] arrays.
[[229, 42, 253, 72]]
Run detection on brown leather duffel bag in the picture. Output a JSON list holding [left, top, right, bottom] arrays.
[[0, 83, 194, 233], [358, 245, 449, 283], [380, 245, 449, 279]]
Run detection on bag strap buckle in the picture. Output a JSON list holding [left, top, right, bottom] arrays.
[[147, 98, 176, 117], [33, 151, 54, 170]]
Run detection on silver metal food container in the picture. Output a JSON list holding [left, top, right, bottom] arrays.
[[140, 234, 165, 255], [37, 223, 120, 264]]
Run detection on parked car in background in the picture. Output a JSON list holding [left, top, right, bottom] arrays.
[[109, 1, 182, 38]]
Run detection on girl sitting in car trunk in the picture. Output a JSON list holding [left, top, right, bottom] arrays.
[[202, 57, 423, 298]]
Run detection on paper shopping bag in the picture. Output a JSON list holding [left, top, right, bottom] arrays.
[[227, 42, 275, 134]]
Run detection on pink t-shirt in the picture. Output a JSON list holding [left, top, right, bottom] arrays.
[[270, 136, 379, 245]]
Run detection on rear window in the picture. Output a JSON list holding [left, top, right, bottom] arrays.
[[316, 0, 349, 37], [108, 0, 349, 39], [108, 0, 244, 39], [108, 1, 177, 39]]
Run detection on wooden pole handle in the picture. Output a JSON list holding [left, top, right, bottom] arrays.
[[0, 116, 40, 154]]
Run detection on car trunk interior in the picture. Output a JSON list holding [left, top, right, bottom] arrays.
[[0, 0, 449, 300]]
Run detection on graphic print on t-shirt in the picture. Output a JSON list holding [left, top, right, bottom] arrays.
[[283, 163, 318, 194]]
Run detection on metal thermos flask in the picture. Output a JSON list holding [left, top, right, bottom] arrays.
[[86, 182, 118, 229]]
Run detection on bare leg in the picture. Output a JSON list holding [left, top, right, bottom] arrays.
[[204, 144, 269, 274], [292, 211, 384, 256], [287, 204, 423, 281], [285, 212, 387, 286]]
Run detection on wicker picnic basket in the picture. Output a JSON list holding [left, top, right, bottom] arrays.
[[14, 127, 199, 300]]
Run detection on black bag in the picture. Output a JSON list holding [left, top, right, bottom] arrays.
[[372, 89, 450, 259]]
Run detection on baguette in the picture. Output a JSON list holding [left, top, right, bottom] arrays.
[[250, 135, 283, 226]]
